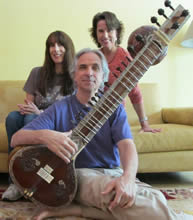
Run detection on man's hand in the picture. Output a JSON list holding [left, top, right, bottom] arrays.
[[101, 175, 136, 211], [42, 130, 78, 164]]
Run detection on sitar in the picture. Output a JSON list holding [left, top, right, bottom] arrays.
[[9, 1, 190, 208]]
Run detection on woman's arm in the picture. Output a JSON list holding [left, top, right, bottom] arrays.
[[132, 102, 161, 133], [129, 85, 161, 133]]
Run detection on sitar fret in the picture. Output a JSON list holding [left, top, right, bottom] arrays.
[[141, 54, 153, 65], [147, 42, 161, 57], [113, 77, 133, 92], [137, 60, 149, 71], [85, 114, 104, 127], [74, 106, 111, 145], [109, 88, 123, 101], [127, 70, 140, 81], [79, 119, 99, 133], [146, 48, 158, 61], [72, 128, 90, 143], [132, 65, 144, 76], [139, 43, 162, 66], [100, 96, 120, 112], [121, 75, 137, 90]]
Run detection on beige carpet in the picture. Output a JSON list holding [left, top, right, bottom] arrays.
[[0, 187, 193, 219]]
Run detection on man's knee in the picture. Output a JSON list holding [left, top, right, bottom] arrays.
[[76, 168, 115, 209]]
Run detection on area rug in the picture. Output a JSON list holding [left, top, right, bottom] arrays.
[[160, 188, 193, 215], [0, 187, 193, 219]]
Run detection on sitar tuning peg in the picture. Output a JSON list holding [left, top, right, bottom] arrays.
[[104, 82, 110, 88], [98, 89, 104, 95], [91, 96, 98, 103], [158, 8, 168, 19], [95, 92, 101, 98], [121, 61, 127, 68], [127, 45, 136, 56], [126, 56, 132, 62], [135, 34, 145, 43], [164, 0, 174, 11], [88, 101, 94, 107], [151, 16, 161, 27], [116, 67, 122, 73], [112, 72, 118, 78], [75, 111, 84, 122], [89, 93, 100, 106], [171, 22, 179, 30], [181, 10, 189, 18]]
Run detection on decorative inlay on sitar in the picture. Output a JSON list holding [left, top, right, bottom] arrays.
[[9, 1, 190, 208]]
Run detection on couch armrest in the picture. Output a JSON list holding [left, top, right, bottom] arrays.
[[162, 107, 193, 126]]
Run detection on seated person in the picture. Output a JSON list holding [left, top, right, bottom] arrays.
[[89, 11, 161, 133], [2, 30, 75, 201], [11, 48, 192, 220]]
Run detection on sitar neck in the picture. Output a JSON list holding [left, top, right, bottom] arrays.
[[71, 37, 164, 158]]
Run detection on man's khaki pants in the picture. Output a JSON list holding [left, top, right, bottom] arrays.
[[49, 168, 193, 220]]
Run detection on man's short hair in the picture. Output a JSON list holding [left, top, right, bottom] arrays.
[[70, 48, 109, 90]]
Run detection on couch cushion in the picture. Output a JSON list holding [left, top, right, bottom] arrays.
[[138, 151, 193, 173], [0, 80, 25, 123], [131, 123, 193, 153], [0, 123, 8, 153], [162, 107, 193, 126], [0, 153, 8, 172]]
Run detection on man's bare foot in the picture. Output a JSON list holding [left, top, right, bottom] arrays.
[[33, 209, 52, 220], [32, 203, 115, 220], [32, 204, 82, 220]]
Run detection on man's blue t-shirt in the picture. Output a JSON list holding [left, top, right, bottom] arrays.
[[23, 94, 133, 169]]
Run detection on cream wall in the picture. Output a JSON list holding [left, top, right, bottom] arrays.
[[0, 0, 192, 107]]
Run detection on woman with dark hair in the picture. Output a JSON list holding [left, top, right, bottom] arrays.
[[2, 30, 75, 201], [90, 11, 160, 133]]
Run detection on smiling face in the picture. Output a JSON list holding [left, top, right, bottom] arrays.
[[74, 52, 104, 94], [49, 41, 66, 65], [96, 20, 117, 50]]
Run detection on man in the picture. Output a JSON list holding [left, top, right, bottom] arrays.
[[11, 48, 193, 220]]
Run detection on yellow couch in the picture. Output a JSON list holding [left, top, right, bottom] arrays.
[[0, 81, 193, 173]]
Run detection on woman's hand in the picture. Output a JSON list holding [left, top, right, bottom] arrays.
[[17, 99, 41, 115], [101, 175, 136, 211], [140, 121, 161, 133]]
